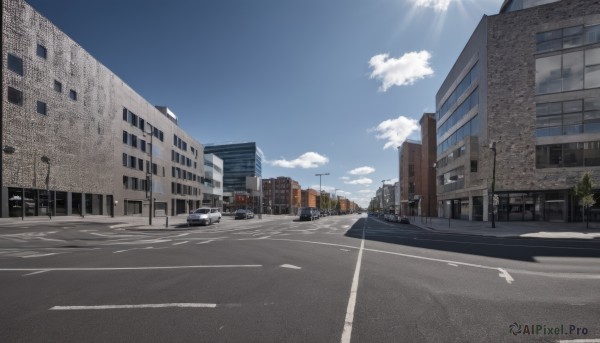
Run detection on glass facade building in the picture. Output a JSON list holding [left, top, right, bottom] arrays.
[[204, 142, 264, 193]]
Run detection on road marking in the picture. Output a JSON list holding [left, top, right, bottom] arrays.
[[0, 265, 263, 272], [265, 238, 359, 250], [280, 264, 301, 270], [557, 339, 600, 343], [498, 268, 514, 284], [340, 249, 351, 252], [448, 263, 459, 267], [23, 270, 49, 276], [173, 241, 189, 245], [196, 240, 215, 245], [50, 303, 217, 310], [341, 220, 366, 343], [363, 247, 514, 284], [22, 253, 60, 258]]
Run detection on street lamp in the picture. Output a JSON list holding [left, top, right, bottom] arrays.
[[489, 141, 497, 228], [381, 179, 390, 214], [144, 129, 154, 226], [41, 156, 51, 219], [315, 172, 329, 211]]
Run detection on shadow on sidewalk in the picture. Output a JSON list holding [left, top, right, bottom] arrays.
[[344, 218, 600, 262]]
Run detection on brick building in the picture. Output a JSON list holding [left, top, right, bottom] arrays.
[[1, 0, 204, 218], [436, 0, 600, 222], [398, 140, 422, 216], [262, 177, 301, 215], [301, 188, 317, 208]]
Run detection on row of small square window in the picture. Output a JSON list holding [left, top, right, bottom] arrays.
[[7, 86, 48, 115], [171, 182, 200, 196], [172, 166, 202, 183], [8, 53, 77, 101], [172, 150, 194, 168], [122, 107, 164, 142]]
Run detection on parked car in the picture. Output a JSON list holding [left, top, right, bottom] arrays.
[[399, 216, 410, 224], [235, 209, 254, 219], [187, 207, 221, 226], [299, 207, 319, 221]]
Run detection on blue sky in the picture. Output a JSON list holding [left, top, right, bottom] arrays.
[[26, 0, 502, 207]]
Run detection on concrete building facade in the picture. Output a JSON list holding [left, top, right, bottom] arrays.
[[2, 0, 204, 218], [435, 0, 600, 222], [202, 154, 223, 210]]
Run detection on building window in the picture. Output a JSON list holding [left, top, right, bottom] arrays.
[[123, 176, 129, 189], [123, 131, 128, 144], [69, 89, 77, 101], [7, 87, 23, 105], [138, 158, 144, 171], [54, 80, 62, 93], [536, 47, 600, 95], [36, 101, 47, 115], [129, 156, 137, 169], [36, 44, 47, 59], [470, 160, 478, 173], [140, 140, 146, 153], [537, 24, 600, 54], [7, 53, 23, 76], [122, 153, 128, 166], [585, 48, 600, 89]]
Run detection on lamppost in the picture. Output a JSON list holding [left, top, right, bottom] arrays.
[[381, 179, 390, 214], [144, 129, 154, 226], [489, 141, 497, 228], [41, 155, 51, 219], [315, 172, 329, 211], [334, 188, 340, 214]]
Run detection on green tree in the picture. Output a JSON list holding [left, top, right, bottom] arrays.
[[574, 171, 595, 228]]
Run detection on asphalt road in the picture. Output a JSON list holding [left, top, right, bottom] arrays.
[[0, 215, 599, 342]]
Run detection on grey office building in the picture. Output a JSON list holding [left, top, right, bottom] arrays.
[[204, 142, 264, 193], [2, 0, 205, 218], [435, 0, 600, 222]]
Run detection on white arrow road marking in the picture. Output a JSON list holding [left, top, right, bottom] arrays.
[[50, 303, 217, 310], [498, 268, 514, 284]]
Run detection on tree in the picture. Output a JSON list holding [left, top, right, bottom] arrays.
[[574, 171, 595, 229]]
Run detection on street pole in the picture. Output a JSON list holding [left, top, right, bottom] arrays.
[[490, 141, 497, 229], [315, 172, 329, 212], [146, 129, 153, 226], [41, 156, 51, 219]]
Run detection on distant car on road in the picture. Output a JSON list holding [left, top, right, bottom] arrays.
[[299, 207, 319, 221], [187, 207, 221, 226], [399, 216, 410, 224], [235, 209, 254, 219]]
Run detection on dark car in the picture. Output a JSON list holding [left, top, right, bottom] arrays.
[[235, 209, 254, 219], [299, 207, 319, 221], [399, 216, 410, 224]]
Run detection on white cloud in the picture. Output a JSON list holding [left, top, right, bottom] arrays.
[[358, 189, 374, 194], [368, 50, 434, 92], [340, 176, 350, 181], [345, 177, 373, 185], [349, 166, 375, 175], [370, 115, 419, 150], [271, 152, 329, 169], [413, 0, 451, 11]]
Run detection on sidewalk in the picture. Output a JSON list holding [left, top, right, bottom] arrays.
[[408, 216, 600, 239]]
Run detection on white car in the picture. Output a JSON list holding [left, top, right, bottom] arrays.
[[187, 207, 221, 226]]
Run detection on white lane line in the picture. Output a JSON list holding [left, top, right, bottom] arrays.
[[113, 250, 129, 253], [413, 237, 600, 251], [340, 249, 351, 252], [448, 263, 459, 267], [50, 303, 217, 310], [0, 265, 263, 272], [173, 241, 189, 246], [280, 264, 302, 270], [22, 253, 60, 258], [558, 339, 600, 343], [196, 240, 215, 245], [265, 238, 359, 250], [498, 268, 514, 284], [363, 247, 514, 284], [341, 220, 366, 343], [23, 270, 49, 277]]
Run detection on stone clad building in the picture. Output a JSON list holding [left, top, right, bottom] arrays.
[[1, 0, 204, 217], [436, 0, 600, 222]]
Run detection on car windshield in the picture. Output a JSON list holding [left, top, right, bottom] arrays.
[[193, 208, 210, 214]]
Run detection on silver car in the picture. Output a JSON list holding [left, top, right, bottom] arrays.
[[187, 207, 220, 226]]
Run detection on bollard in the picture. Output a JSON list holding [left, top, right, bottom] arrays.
[[166, 216, 169, 228]]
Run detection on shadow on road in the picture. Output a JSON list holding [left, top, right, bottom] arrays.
[[344, 218, 600, 262]]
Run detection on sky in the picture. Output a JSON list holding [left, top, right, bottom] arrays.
[[25, 0, 503, 208]]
